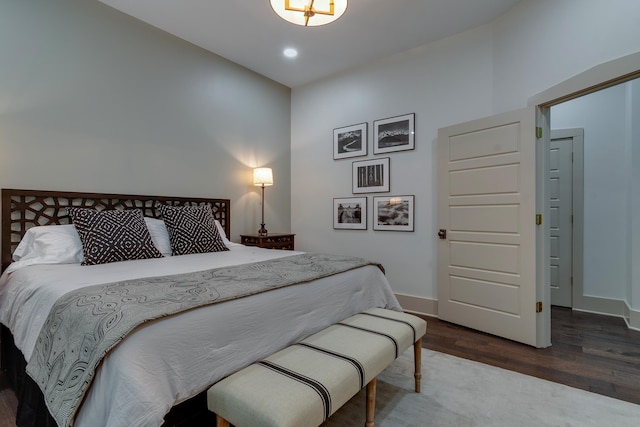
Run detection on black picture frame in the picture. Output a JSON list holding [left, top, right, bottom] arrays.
[[373, 195, 414, 231], [334, 122, 367, 160], [352, 157, 390, 194], [373, 113, 415, 154], [333, 197, 367, 230]]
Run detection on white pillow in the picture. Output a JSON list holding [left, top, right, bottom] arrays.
[[214, 219, 232, 245], [144, 217, 173, 256], [9, 225, 84, 272]]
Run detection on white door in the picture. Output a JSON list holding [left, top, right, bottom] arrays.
[[437, 107, 538, 346], [549, 135, 573, 307]]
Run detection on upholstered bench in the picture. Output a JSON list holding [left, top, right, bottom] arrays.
[[207, 308, 427, 427]]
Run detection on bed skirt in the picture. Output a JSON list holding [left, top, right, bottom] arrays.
[[1, 325, 215, 427]]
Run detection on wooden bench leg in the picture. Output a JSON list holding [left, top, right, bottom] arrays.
[[414, 340, 422, 393], [365, 377, 377, 427], [216, 415, 230, 427]]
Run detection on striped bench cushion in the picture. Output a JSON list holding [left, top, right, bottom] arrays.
[[207, 308, 427, 427]]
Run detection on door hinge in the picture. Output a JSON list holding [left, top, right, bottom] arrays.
[[536, 214, 542, 225], [536, 127, 543, 139], [536, 301, 543, 313]]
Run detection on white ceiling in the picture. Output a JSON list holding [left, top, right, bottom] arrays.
[[98, 0, 521, 88]]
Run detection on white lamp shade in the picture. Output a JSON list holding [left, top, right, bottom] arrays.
[[253, 168, 274, 186], [270, 0, 348, 27]]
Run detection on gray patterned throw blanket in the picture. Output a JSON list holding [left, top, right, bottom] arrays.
[[26, 253, 383, 427]]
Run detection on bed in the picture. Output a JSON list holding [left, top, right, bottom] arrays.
[[0, 189, 401, 427]]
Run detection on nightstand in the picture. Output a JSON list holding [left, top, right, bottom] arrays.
[[240, 233, 295, 250]]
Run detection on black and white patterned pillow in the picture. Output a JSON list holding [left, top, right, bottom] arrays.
[[67, 208, 163, 266], [157, 204, 229, 256]]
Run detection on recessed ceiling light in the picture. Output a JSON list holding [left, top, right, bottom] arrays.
[[283, 48, 298, 58]]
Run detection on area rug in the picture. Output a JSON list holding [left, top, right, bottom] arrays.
[[322, 349, 640, 427]]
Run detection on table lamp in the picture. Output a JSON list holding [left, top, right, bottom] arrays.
[[253, 167, 273, 236]]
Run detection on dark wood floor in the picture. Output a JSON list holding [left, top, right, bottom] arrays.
[[0, 371, 17, 427], [0, 306, 638, 425], [422, 306, 640, 405]]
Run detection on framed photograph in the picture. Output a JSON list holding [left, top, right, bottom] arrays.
[[373, 195, 414, 231], [352, 157, 390, 194], [333, 197, 367, 230], [334, 122, 367, 159], [373, 113, 415, 154]]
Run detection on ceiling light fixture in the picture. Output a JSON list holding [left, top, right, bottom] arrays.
[[270, 0, 348, 27]]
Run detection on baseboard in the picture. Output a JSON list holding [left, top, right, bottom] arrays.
[[574, 295, 627, 317], [573, 295, 640, 331], [627, 303, 640, 332], [395, 293, 438, 318], [397, 292, 640, 331]]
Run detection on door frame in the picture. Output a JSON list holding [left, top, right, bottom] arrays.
[[549, 128, 584, 310], [531, 51, 640, 344]]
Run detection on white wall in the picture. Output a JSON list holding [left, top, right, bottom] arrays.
[[492, 0, 640, 113], [292, 25, 496, 302], [551, 83, 632, 302], [291, 0, 640, 312], [0, 0, 292, 242]]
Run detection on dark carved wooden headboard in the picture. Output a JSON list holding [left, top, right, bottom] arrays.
[[1, 189, 231, 271]]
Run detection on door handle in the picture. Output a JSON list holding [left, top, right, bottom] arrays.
[[438, 229, 447, 240]]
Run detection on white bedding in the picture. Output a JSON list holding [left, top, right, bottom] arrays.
[[0, 243, 401, 427]]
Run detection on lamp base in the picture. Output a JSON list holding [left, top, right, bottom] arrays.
[[258, 224, 268, 236]]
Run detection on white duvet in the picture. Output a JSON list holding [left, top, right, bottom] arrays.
[[0, 243, 400, 427]]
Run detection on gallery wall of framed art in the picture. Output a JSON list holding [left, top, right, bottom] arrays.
[[332, 114, 416, 232]]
